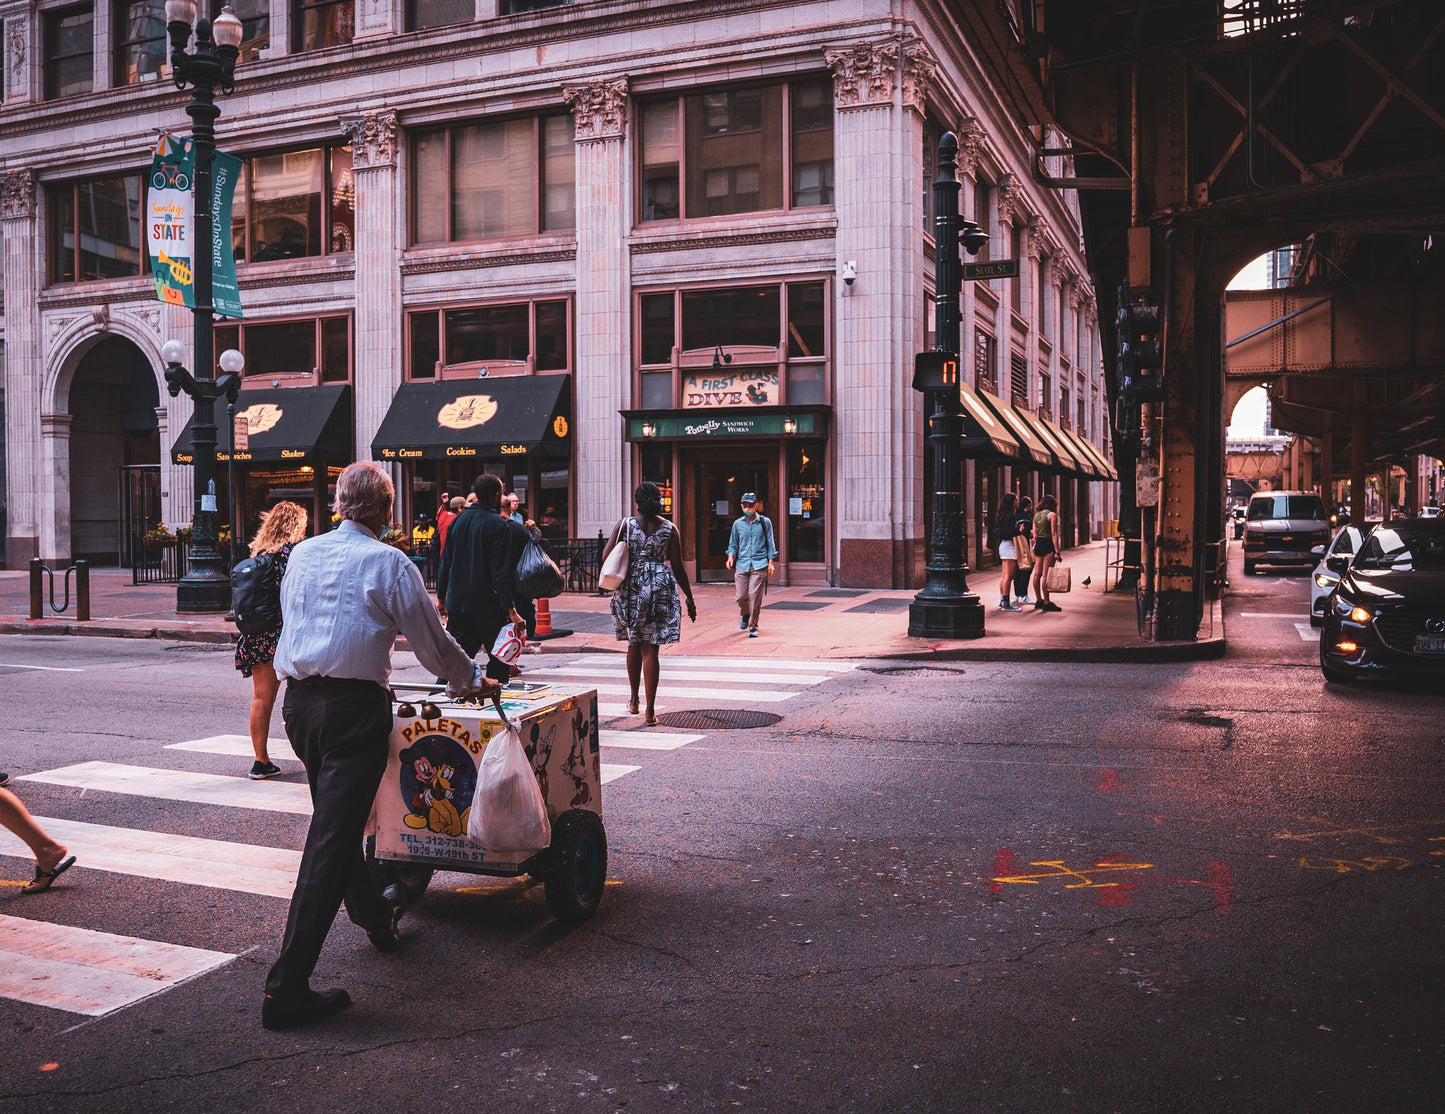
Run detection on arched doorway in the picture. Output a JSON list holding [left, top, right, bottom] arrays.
[[69, 336, 160, 563]]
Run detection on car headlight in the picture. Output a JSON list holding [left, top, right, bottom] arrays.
[[1348, 605, 1373, 624], [1315, 573, 1338, 588]]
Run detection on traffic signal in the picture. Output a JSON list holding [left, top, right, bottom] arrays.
[[913, 351, 960, 392], [1117, 291, 1165, 408]]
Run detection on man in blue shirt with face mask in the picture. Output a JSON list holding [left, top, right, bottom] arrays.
[[725, 492, 777, 638]]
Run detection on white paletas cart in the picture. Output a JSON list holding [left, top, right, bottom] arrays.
[[369, 682, 605, 924]]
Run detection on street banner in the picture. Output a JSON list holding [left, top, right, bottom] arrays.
[[210, 150, 244, 319], [148, 132, 195, 309]]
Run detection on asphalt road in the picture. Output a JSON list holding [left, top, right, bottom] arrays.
[[1, 555, 1441, 1112]]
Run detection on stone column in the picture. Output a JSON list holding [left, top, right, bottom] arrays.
[[38, 413, 72, 561], [2, 169, 40, 565], [827, 36, 930, 588], [565, 77, 630, 537], [340, 109, 401, 469]]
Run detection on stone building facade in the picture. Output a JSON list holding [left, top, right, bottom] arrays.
[[0, 0, 1113, 586]]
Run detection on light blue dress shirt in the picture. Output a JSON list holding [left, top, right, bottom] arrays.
[[727, 514, 777, 571], [274, 519, 481, 692]]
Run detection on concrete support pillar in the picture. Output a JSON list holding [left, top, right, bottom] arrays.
[[340, 109, 402, 467], [565, 78, 631, 537], [1351, 406, 1367, 526], [2, 169, 41, 567], [827, 37, 929, 587]]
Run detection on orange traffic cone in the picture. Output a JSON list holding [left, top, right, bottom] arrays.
[[534, 596, 554, 637]]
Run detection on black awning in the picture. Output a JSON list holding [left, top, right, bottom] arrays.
[[171, 384, 352, 465], [372, 375, 572, 463], [959, 382, 1020, 460], [985, 393, 1054, 467]]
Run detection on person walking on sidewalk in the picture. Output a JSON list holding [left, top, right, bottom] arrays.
[[993, 492, 1023, 612], [1013, 496, 1035, 606], [1030, 493, 1063, 612], [234, 501, 308, 781], [725, 492, 777, 638], [604, 482, 696, 726], [0, 774, 76, 894], [262, 462, 496, 1032]]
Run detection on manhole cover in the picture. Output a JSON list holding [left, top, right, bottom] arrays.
[[654, 709, 782, 730]]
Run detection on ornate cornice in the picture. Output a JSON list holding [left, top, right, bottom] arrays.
[[900, 36, 936, 113], [240, 266, 356, 291], [825, 39, 899, 109], [956, 117, 985, 177], [997, 172, 1026, 224], [564, 78, 628, 142], [339, 109, 398, 169], [400, 248, 577, 276], [1, 167, 36, 219], [630, 226, 836, 255]]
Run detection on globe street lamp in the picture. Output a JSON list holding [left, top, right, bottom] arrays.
[[164, 0, 242, 611]]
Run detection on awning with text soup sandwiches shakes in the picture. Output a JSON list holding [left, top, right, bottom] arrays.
[[371, 375, 571, 462], [171, 384, 352, 464], [957, 381, 1020, 460]]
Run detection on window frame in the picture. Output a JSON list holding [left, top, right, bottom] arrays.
[[635, 76, 835, 226], [46, 172, 150, 286], [213, 313, 354, 386], [113, 0, 167, 87], [632, 278, 831, 409], [404, 297, 574, 380], [45, 3, 95, 100], [407, 0, 473, 31], [230, 143, 355, 265], [291, 0, 353, 53], [408, 111, 576, 246]]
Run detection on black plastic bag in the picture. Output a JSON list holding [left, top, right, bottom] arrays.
[[515, 537, 564, 599]]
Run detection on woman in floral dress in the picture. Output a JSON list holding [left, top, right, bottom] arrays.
[[234, 501, 308, 778], [603, 482, 696, 725]]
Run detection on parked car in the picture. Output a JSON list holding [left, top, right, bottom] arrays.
[[1319, 518, 1445, 684], [1309, 521, 1378, 625], [1420, 506, 1440, 519], [1243, 491, 1331, 575]]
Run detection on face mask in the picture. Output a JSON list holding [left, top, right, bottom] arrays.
[[745, 508, 756, 519]]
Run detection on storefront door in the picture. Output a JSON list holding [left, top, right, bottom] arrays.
[[695, 457, 773, 581]]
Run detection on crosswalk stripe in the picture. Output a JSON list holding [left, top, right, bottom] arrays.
[[569, 682, 797, 702], [527, 665, 828, 685], [20, 763, 313, 815], [600, 763, 640, 784], [1295, 622, 1319, 642], [599, 730, 702, 751], [0, 915, 236, 1017], [166, 735, 299, 762], [0, 817, 300, 898], [573, 653, 856, 673]]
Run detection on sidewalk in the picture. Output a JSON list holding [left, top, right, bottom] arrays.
[[0, 541, 1223, 662]]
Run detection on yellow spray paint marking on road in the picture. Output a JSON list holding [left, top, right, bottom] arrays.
[[992, 859, 1155, 890], [1297, 856, 1413, 874]]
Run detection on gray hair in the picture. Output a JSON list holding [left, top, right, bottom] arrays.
[[333, 461, 394, 524]]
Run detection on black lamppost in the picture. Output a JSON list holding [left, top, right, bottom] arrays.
[[162, 0, 242, 612], [908, 131, 987, 639]]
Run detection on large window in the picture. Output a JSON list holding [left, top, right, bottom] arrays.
[[230, 146, 354, 262], [217, 0, 270, 62], [46, 5, 93, 99], [409, 0, 471, 30], [407, 300, 571, 379], [410, 114, 575, 244], [975, 330, 997, 393], [636, 280, 828, 409], [115, 0, 165, 85], [639, 77, 833, 223], [48, 175, 146, 284], [292, 0, 352, 51], [214, 316, 351, 383]]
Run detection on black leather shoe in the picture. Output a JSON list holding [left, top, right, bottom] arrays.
[[367, 902, 403, 953], [381, 883, 407, 913], [262, 988, 351, 1031]]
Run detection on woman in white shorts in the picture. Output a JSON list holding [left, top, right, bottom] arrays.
[[994, 492, 1022, 612]]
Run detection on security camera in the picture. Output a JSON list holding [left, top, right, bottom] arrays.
[[841, 261, 857, 287]]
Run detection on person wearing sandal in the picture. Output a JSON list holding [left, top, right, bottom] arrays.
[[603, 482, 696, 726], [1, 781, 77, 894]]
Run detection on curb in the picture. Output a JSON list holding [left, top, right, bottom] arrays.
[[3, 618, 1226, 663]]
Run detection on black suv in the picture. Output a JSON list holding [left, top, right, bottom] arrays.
[[1243, 491, 1331, 575]]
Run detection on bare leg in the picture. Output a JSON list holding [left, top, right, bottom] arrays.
[[626, 644, 642, 714], [250, 663, 281, 764], [1037, 555, 1054, 604], [642, 645, 661, 720], [0, 787, 68, 875], [999, 559, 1016, 599]]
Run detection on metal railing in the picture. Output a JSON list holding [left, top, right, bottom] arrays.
[[133, 538, 190, 585], [552, 533, 607, 594]]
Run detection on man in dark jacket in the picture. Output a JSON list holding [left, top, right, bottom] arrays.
[[436, 473, 529, 684]]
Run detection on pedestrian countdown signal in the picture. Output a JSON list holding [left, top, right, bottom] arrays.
[[913, 351, 959, 393]]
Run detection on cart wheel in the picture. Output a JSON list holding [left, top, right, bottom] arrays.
[[544, 810, 607, 925]]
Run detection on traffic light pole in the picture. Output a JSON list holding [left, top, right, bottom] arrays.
[[908, 131, 985, 640]]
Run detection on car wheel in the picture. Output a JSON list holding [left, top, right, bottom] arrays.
[[1244, 561, 1257, 575], [544, 810, 607, 926], [1319, 643, 1355, 684]]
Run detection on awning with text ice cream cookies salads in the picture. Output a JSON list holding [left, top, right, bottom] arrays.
[[371, 375, 572, 462], [171, 384, 352, 464]]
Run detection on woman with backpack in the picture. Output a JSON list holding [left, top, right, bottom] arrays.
[[234, 501, 308, 779], [993, 492, 1022, 612]]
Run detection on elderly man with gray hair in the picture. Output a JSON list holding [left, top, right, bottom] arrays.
[[262, 461, 497, 1031]]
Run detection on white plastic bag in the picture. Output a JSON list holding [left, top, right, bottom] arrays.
[[467, 716, 551, 852], [491, 621, 525, 665]]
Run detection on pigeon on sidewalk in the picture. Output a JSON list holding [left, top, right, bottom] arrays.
[[1082, 576, 1092, 587]]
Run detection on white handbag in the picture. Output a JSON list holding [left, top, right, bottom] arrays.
[[598, 519, 630, 590]]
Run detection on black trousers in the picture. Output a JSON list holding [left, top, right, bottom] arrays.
[[1013, 565, 1033, 600], [446, 609, 511, 684], [265, 677, 394, 998]]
